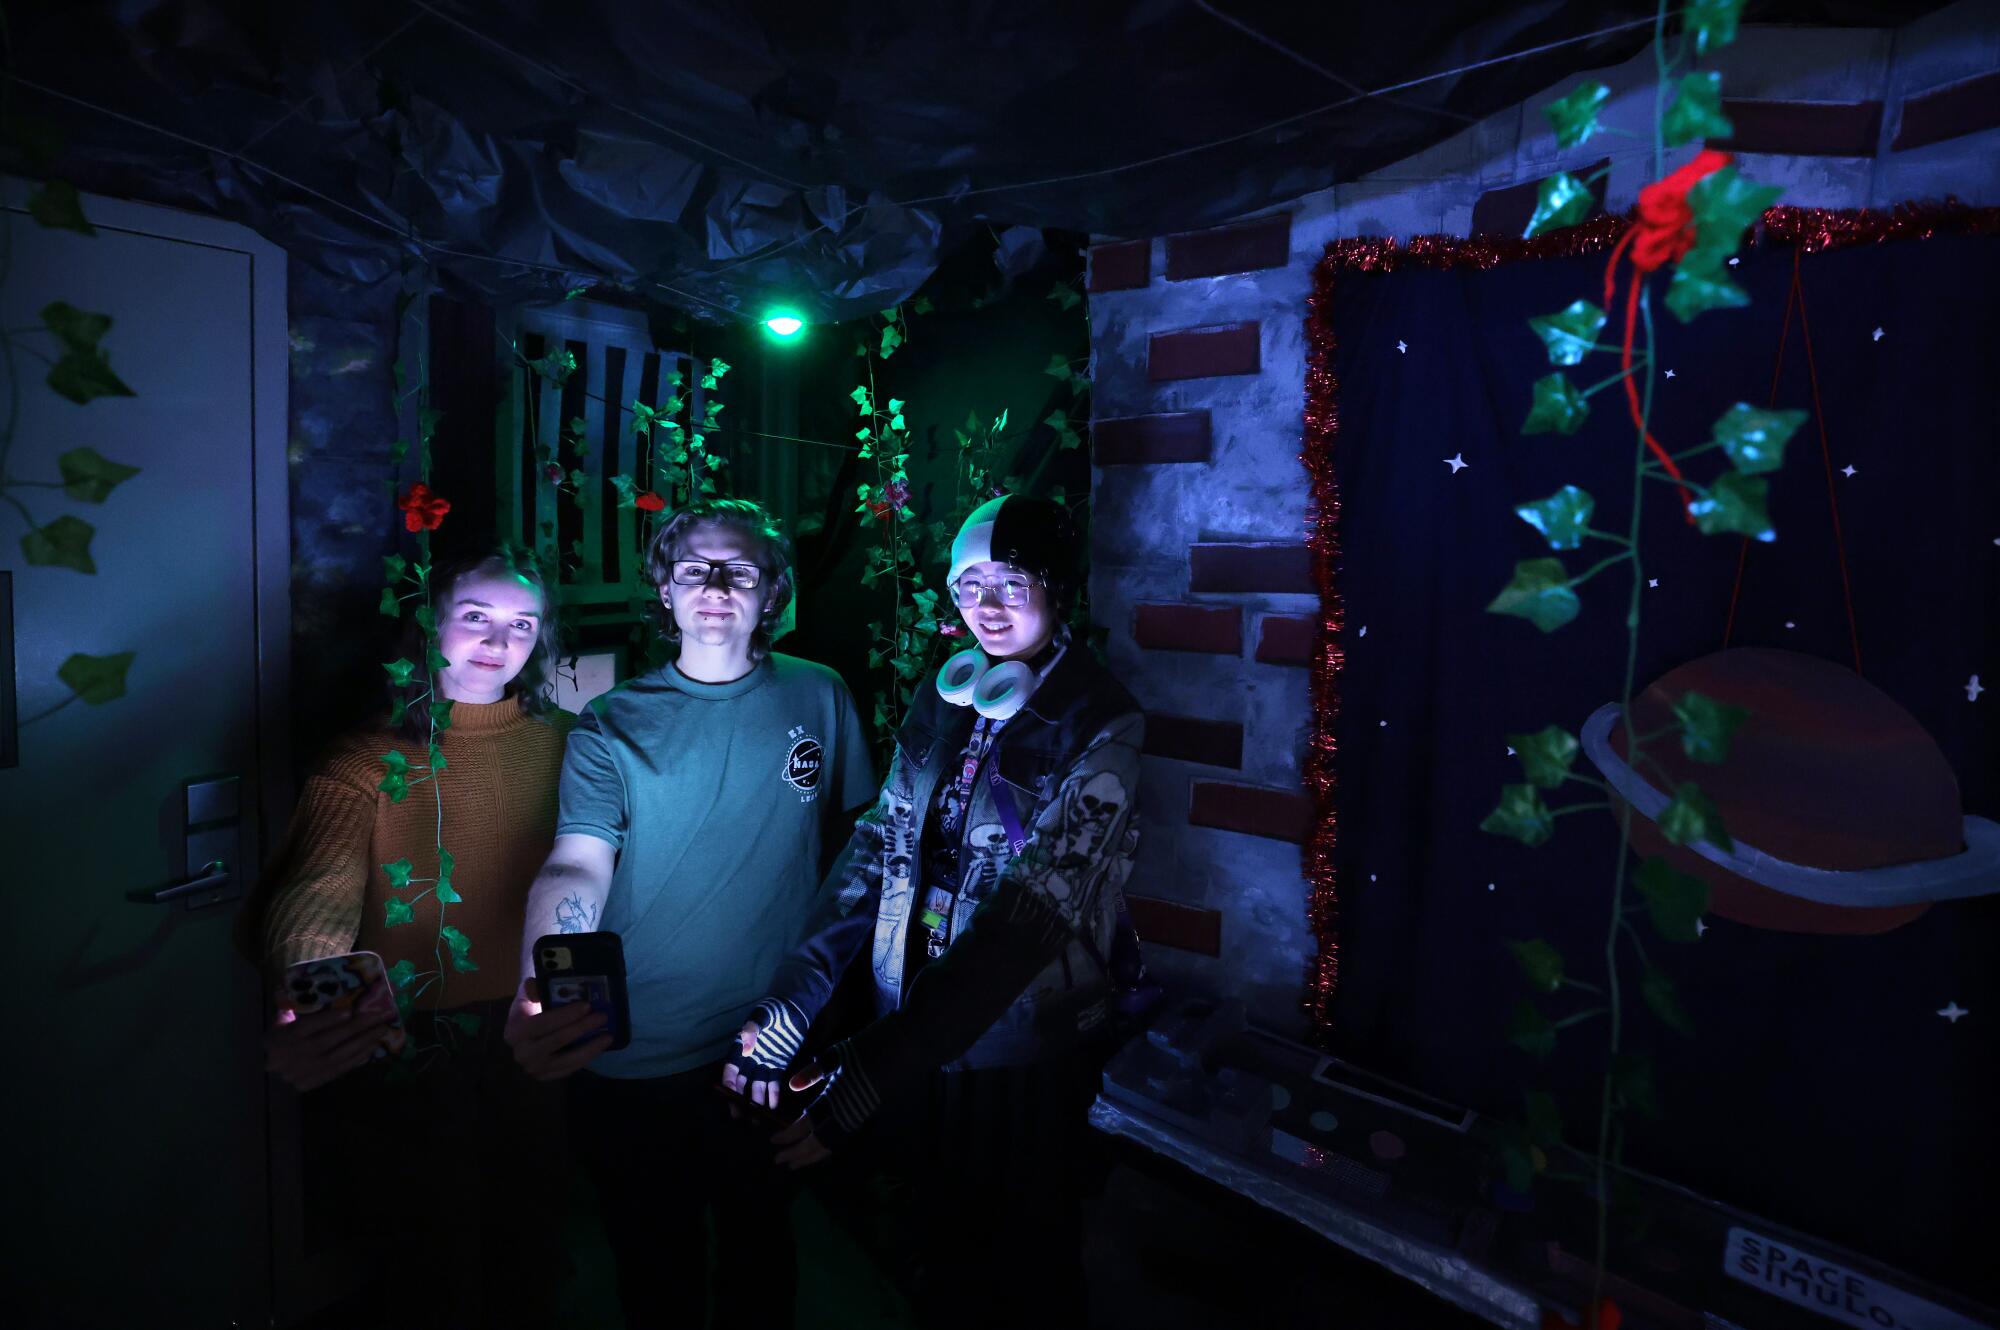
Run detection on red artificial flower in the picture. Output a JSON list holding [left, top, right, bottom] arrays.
[[867, 479, 912, 522], [543, 463, 564, 485], [634, 491, 666, 511], [396, 482, 451, 533], [1629, 148, 1730, 273], [937, 621, 967, 637]]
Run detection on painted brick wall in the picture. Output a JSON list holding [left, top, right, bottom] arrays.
[[1086, 1, 2000, 1036]]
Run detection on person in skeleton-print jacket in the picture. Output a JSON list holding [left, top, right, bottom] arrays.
[[720, 494, 1143, 1328]]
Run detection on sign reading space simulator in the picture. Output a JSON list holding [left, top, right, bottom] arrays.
[[1721, 1228, 1987, 1330]]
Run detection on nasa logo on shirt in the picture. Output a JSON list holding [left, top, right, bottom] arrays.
[[783, 724, 823, 802]]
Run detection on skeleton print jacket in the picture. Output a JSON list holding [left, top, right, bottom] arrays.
[[752, 635, 1143, 1146]]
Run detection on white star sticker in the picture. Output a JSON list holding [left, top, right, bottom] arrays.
[[1486, 882, 1496, 892], [1396, 339, 1408, 354], [1506, 745, 1516, 756], [1664, 369, 1675, 379], [1938, 1002, 1969, 1023], [1873, 327, 1885, 341], [1841, 465, 1857, 478], [1379, 720, 1388, 728], [1648, 578, 1659, 588], [1728, 256, 1740, 266], [1370, 874, 1378, 882], [1969, 674, 1986, 702], [1785, 620, 1797, 629], [1358, 625, 1368, 638], [1695, 918, 1708, 937], [1445, 453, 1468, 474]]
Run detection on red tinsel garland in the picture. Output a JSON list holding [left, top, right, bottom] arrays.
[[1298, 200, 2000, 1038]]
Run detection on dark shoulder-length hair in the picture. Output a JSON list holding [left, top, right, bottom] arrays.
[[644, 498, 796, 667], [392, 544, 562, 740]]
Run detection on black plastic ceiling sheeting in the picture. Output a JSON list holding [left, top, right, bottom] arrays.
[[2, 0, 1944, 324]]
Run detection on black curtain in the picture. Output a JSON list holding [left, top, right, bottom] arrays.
[[1321, 228, 1998, 1298]]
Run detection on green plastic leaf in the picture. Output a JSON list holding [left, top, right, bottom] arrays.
[[413, 604, 436, 634], [1526, 300, 1606, 367], [1684, 0, 1744, 55], [389, 438, 410, 464], [383, 553, 408, 583], [1524, 1090, 1563, 1148], [1507, 939, 1565, 992], [388, 696, 407, 727], [441, 925, 478, 973], [1672, 689, 1748, 764], [1514, 485, 1595, 552], [1635, 856, 1710, 942], [1687, 165, 1782, 258], [57, 651, 134, 703], [378, 587, 401, 617], [1481, 784, 1555, 847], [1508, 1000, 1556, 1058], [427, 743, 448, 775], [429, 699, 454, 731], [53, 447, 138, 504], [1611, 1051, 1660, 1118], [380, 750, 409, 776], [1663, 71, 1734, 146], [1641, 967, 1696, 1036], [27, 180, 94, 232], [1524, 172, 1593, 239], [1659, 782, 1733, 852], [1665, 247, 1751, 323], [435, 878, 462, 905], [47, 349, 136, 405], [1689, 471, 1774, 542], [21, 514, 97, 573], [1711, 403, 1807, 476], [1043, 353, 1072, 381], [386, 959, 418, 991], [1521, 373, 1588, 436], [708, 357, 731, 379], [1542, 81, 1611, 149], [428, 646, 451, 673], [383, 896, 415, 927], [447, 1011, 482, 1036], [418, 406, 443, 444], [1509, 725, 1580, 790], [379, 772, 409, 803], [40, 301, 110, 352], [383, 858, 414, 889], [1486, 559, 1580, 634], [568, 468, 589, 490], [382, 658, 417, 687]]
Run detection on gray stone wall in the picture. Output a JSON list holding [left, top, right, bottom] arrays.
[[1087, 0, 2000, 1038]]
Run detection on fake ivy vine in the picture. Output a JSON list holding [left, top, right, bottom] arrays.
[[1479, 1, 1787, 1321], [373, 283, 479, 1043], [1, 139, 142, 726]]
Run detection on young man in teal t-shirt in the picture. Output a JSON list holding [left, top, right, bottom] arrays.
[[504, 499, 872, 1329]]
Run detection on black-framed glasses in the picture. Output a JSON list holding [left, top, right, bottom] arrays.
[[670, 559, 763, 590], [953, 575, 1036, 608]]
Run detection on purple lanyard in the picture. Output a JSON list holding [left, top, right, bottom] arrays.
[[985, 763, 1030, 856]]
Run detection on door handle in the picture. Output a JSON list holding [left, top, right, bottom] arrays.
[[126, 775, 244, 911], [127, 860, 232, 905]]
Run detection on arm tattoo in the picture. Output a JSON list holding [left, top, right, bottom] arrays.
[[554, 893, 598, 934]]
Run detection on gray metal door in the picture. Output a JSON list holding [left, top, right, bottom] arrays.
[[1, 181, 290, 1326]]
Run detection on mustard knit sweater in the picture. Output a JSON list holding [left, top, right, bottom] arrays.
[[260, 698, 573, 1008]]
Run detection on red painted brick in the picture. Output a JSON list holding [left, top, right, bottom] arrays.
[[1148, 321, 1260, 382], [1716, 99, 1882, 156], [1127, 895, 1222, 956], [1471, 158, 1610, 238], [1143, 714, 1243, 769], [1256, 614, 1318, 666], [1092, 411, 1211, 465], [1190, 781, 1315, 844], [1893, 70, 2000, 152], [1133, 603, 1241, 655], [1087, 239, 1150, 292], [1189, 543, 1314, 594], [1166, 214, 1292, 280]]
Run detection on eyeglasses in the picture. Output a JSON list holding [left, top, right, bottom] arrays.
[[670, 559, 764, 590], [953, 575, 1036, 608]]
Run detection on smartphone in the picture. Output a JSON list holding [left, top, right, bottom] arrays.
[[532, 931, 631, 1051], [281, 950, 408, 1057]]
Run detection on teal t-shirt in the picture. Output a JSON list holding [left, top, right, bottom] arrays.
[[556, 653, 875, 1077]]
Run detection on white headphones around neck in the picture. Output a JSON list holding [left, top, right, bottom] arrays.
[[935, 648, 1038, 721]]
